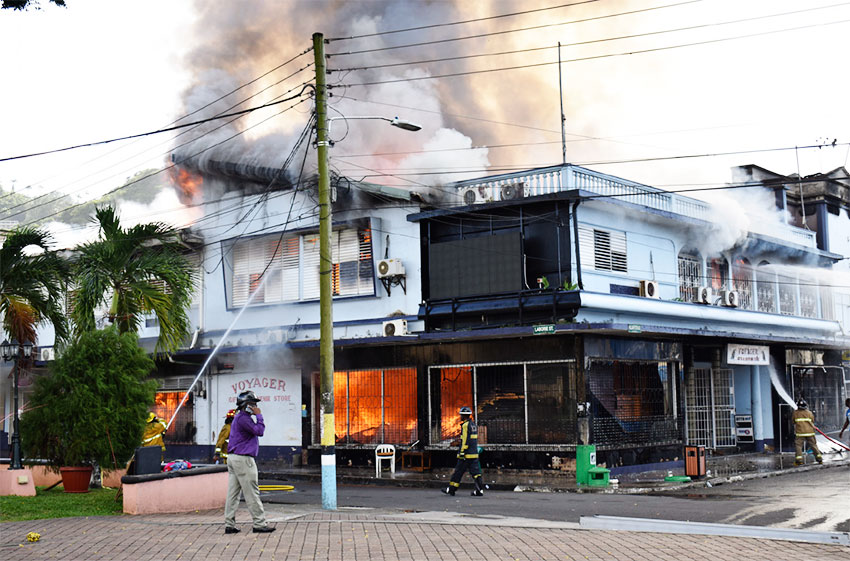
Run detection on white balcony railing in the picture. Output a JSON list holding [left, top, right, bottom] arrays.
[[452, 165, 817, 248]]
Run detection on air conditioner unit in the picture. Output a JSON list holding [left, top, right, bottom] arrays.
[[460, 186, 493, 205], [693, 286, 713, 305], [383, 319, 408, 336], [499, 182, 526, 201], [377, 258, 405, 278], [720, 290, 739, 308], [639, 280, 660, 299], [40, 347, 55, 362]]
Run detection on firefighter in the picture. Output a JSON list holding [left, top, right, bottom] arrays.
[[792, 398, 822, 465], [839, 398, 849, 443], [214, 409, 237, 464], [442, 406, 486, 497], [142, 412, 167, 458]]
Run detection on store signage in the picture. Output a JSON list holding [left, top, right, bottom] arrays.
[[727, 344, 769, 365], [533, 324, 556, 335]]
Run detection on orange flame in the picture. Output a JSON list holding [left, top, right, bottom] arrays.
[[169, 167, 203, 202]]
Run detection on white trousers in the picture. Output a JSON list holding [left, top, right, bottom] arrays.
[[224, 454, 268, 529]]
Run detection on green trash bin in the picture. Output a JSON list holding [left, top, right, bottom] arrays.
[[576, 444, 609, 486]]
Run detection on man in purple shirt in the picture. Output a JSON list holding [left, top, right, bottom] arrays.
[[224, 391, 275, 534]]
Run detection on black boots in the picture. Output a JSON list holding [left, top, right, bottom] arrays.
[[441, 486, 456, 496]]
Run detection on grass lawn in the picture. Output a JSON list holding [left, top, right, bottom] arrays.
[[0, 486, 124, 522]]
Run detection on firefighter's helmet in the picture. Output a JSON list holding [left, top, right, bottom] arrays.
[[147, 412, 156, 423], [236, 391, 260, 409], [459, 406, 472, 416], [796, 398, 808, 410], [225, 409, 237, 418]]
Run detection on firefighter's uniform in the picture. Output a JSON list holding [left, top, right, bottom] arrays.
[[792, 407, 822, 465], [142, 412, 167, 454], [214, 410, 236, 464], [446, 415, 485, 496]]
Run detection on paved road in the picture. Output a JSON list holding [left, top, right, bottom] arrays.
[[263, 462, 850, 532]]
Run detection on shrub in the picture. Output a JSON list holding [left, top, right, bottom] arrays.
[[20, 327, 156, 471]]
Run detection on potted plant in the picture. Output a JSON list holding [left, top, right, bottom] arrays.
[[20, 327, 157, 492]]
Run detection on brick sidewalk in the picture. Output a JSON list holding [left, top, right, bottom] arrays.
[[2, 505, 848, 561]]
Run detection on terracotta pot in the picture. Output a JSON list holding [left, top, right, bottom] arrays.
[[59, 466, 93, 493]]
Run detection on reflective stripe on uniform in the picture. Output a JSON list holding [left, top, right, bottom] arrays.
[[796, 433, 815, 437]]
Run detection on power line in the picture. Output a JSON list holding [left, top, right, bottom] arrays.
[[326, 0, 602, 42], [328, 0, 701, 57], [15, 98, 313, 227], [0, 86, 313, 164], [330, 17, 850, 88], [331, 2, 850, 73]]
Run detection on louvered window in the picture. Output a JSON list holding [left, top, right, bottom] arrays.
[[579, 226, 627, 273], [227, 225, 374, 308]]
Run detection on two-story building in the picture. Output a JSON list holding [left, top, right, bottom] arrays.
[[5, 159, 848, 473]]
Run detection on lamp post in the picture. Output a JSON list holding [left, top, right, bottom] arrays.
[[2, 338, 33, 470], [313, 31, 421, 511]]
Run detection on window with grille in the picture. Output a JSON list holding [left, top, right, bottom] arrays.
[[732, 258, 753, 310], [428, 360, 577, 445], [329, 367, 418, 445], [579, 226, 627, 273], [677, 253, 701, 301], [225, 224, 374, 308], [756, 261, 777, 313], [708, 258, 729, 292]]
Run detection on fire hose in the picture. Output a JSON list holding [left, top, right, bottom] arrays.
[[815, 425, 850, 451]]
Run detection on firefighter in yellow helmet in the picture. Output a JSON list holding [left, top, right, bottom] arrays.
[[442, 406, 485, 496], [792, 399, 822, 466], [214, 409, 237, 464], [142, 412, 167, 458]]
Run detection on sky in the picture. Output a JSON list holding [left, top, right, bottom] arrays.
[[3, 0, 850, 243]]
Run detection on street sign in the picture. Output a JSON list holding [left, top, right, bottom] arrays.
[[533, 324, 556, 335], [628, 324, 641, 333]]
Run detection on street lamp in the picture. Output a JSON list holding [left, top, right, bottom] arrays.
[[313, 32, 421, 511], [2, 338, 33, 470], [327, 115, 422, 137]]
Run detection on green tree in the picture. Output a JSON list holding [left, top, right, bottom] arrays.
[[71, 205, 196, 354], [19, 327, 156, 470], [0, 227, 69, 347]]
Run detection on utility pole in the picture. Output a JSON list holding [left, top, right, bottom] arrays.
[[313, 31, 337, 510]]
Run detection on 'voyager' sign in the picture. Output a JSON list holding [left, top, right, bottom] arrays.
[[727, 344, 769, 365]]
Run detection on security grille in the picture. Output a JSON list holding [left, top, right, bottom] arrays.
[[686, 367, 735, 448], [331, 367, 418, 445], [428, 360, 576, 445], [791, 366, 845, 432], [588, 360, 680, 446], [678, 254, 701, 302]]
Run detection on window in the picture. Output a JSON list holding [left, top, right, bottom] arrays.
[[731, 258, 753, 310], [756, 261, 776, 313], [429, 361, 576, 445], [329, 368, 418, 445], [226, 224, 374, 308], [677, 253, 701, 302], [579, 226, 627, 273], [707, 257, 729, 292]]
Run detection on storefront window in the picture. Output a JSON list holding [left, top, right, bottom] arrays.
[[429, 361, 576, 446], [332, 368, 417, 445], [587, 360, 680, 446]]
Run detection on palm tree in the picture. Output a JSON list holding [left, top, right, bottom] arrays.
[[71, 205, 196, 355], [0, 227, 70, 346]]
